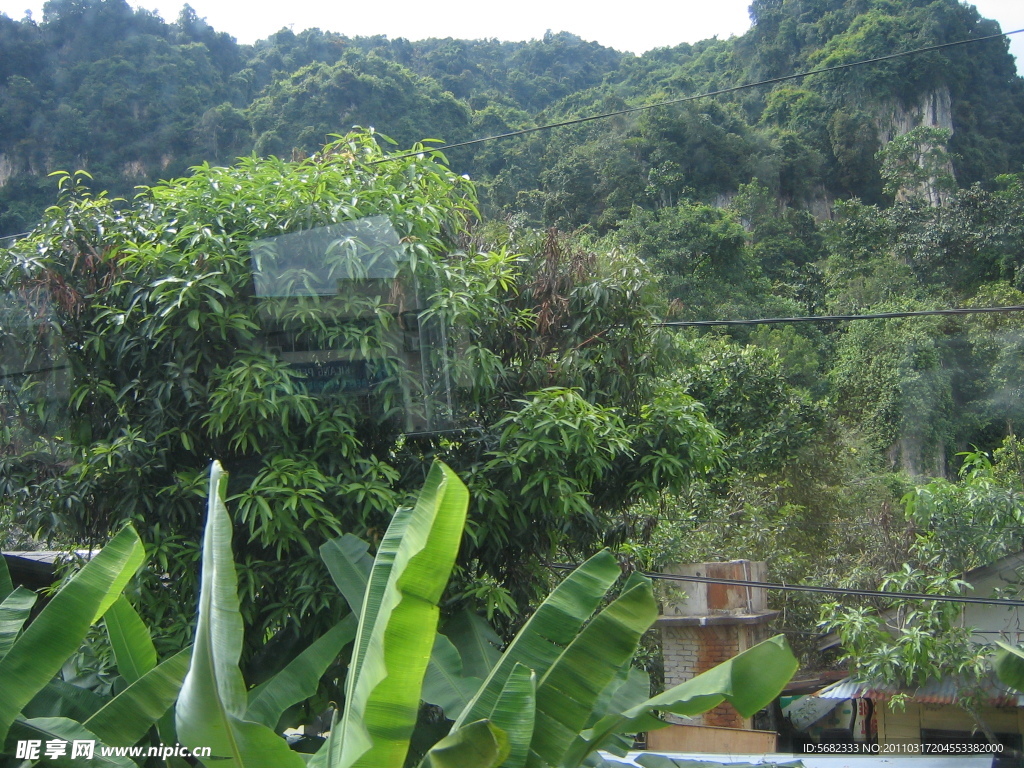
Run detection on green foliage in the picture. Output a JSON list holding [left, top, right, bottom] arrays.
[[1, 132, 717, 668], [148, 458, 796, 768], [3, 0, 1023, 236], [323, 478, 797, 768], [822, 446, 1024, 697], [5, 0, 1024, 717], [994, 641, 1024, 696], [0, 524, 189, 763], [877, 126, 957, 204], [903, 447, 1024, 575], [821, 564, 984, 690], [670, 335, 819, 472], [614, 201, 761, 318], [828, 311, 954, 474]]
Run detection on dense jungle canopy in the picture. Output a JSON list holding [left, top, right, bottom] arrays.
[[5, 0, 1024, 701]]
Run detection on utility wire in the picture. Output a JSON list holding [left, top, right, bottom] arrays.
[[6, 305, 1024, 382], [374, 28, 1024, 165], [546, 563, 1024, 607], [654, 305, 1024, 327], [4, 30, 1019, 240]]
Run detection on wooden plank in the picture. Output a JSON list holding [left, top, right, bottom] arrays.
[[647, 724, 777, 753]]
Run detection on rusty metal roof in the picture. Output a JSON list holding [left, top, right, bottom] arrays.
[[814, 674, 1024, 707]]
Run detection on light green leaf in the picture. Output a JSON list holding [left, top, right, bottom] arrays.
[[245, 615, 357, 729], [13, 717, 138, 768], [22, 678, 107, 721], [994, 641, 1024, 692], [453, 549, 621, 730], [570, 636, 798, 768], [86, 646, 193, 747], [105, 595, 157, 684], [0, 525, 145, 744], [418, 719, 509, 768], [423, 633, 483, 716], [315, 461, 469, 768], [319, 534, 373, 614], [176, 461, 306, 768], [528, 573, 657, 768], [487, 663, 536, 768], [442, 609, 501, 680], [585, 667, 659, 758], [0, 586, 36, 661]]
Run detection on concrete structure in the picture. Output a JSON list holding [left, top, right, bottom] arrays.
[[655, 560, 779, 729]]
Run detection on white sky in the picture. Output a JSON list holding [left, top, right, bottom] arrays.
[[0, 0, 1021, 67]]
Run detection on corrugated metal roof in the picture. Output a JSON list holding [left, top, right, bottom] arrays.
[[600, 752, 994, 768], [3, 550, 96, 563], [814, 674, 1024, 707]]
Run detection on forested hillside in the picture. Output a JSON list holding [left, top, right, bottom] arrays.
[[5, 0, 1024, 700], [2, 0, 1022, 237]]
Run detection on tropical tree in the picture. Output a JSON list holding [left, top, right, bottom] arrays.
[[821, 446, 1024, 740], [177, 459, 797, 768], [0, 524, 188, 765], [0, 131, 721, 664], [0, 459, 798, 767]]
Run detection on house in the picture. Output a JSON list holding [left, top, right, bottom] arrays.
[[801, 550, 1024, 755]]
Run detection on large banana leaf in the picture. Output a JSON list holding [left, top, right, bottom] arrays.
[[487, 663, 536, 768], [452, 549, 622, 730], [85, 646, 193, 747], [583, 666, 657, 758], [105, 595, 157, 684], [175, 461, 306, 768], [320, 534, 374, 613], [22, 678, 108, 721], [11, 717, 137, 768], [0, 525, 145, 744], [417, 719, 510, 768], [526, 572, 657, 768], [312, 461, 469, 768], [994, 641, 1024, 692], [422, 632, 484, 716], [244, 614, 357, 729], [0, 554, 13, 601], [441, 609, 502, 680], [0, 586, 36, 660], [565, 635, 798, 768], [321, 533, 483, 717]]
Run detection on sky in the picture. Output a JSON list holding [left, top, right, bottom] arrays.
[[0, 0, 1021, 67]]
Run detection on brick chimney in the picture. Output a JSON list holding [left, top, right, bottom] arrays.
[[656, 560, 778, 728]]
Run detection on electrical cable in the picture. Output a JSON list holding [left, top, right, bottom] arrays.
[[372, 27, 1024, 165], [546, 563, 1024, 607], [653, 305, 1024, 327]]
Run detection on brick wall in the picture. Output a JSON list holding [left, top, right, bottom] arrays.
[[662, 623, 769, 727]]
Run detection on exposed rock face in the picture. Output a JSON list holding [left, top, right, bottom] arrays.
[[0, 154, 13, 188], [878, 87, 954, 144], [877, 87, 956, 206], [123, 160, 147, 178]]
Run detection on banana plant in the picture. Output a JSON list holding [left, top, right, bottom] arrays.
[[994, 641, 1024, 692], [329, 532, 799, 768], [0, 525, 190, 766], [176, 460, 508, 768]]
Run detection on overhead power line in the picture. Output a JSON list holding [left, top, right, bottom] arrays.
[[546, 563, 1024, 608], [375, 27, 1024, 164], [654, 305, 1024, 327]]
